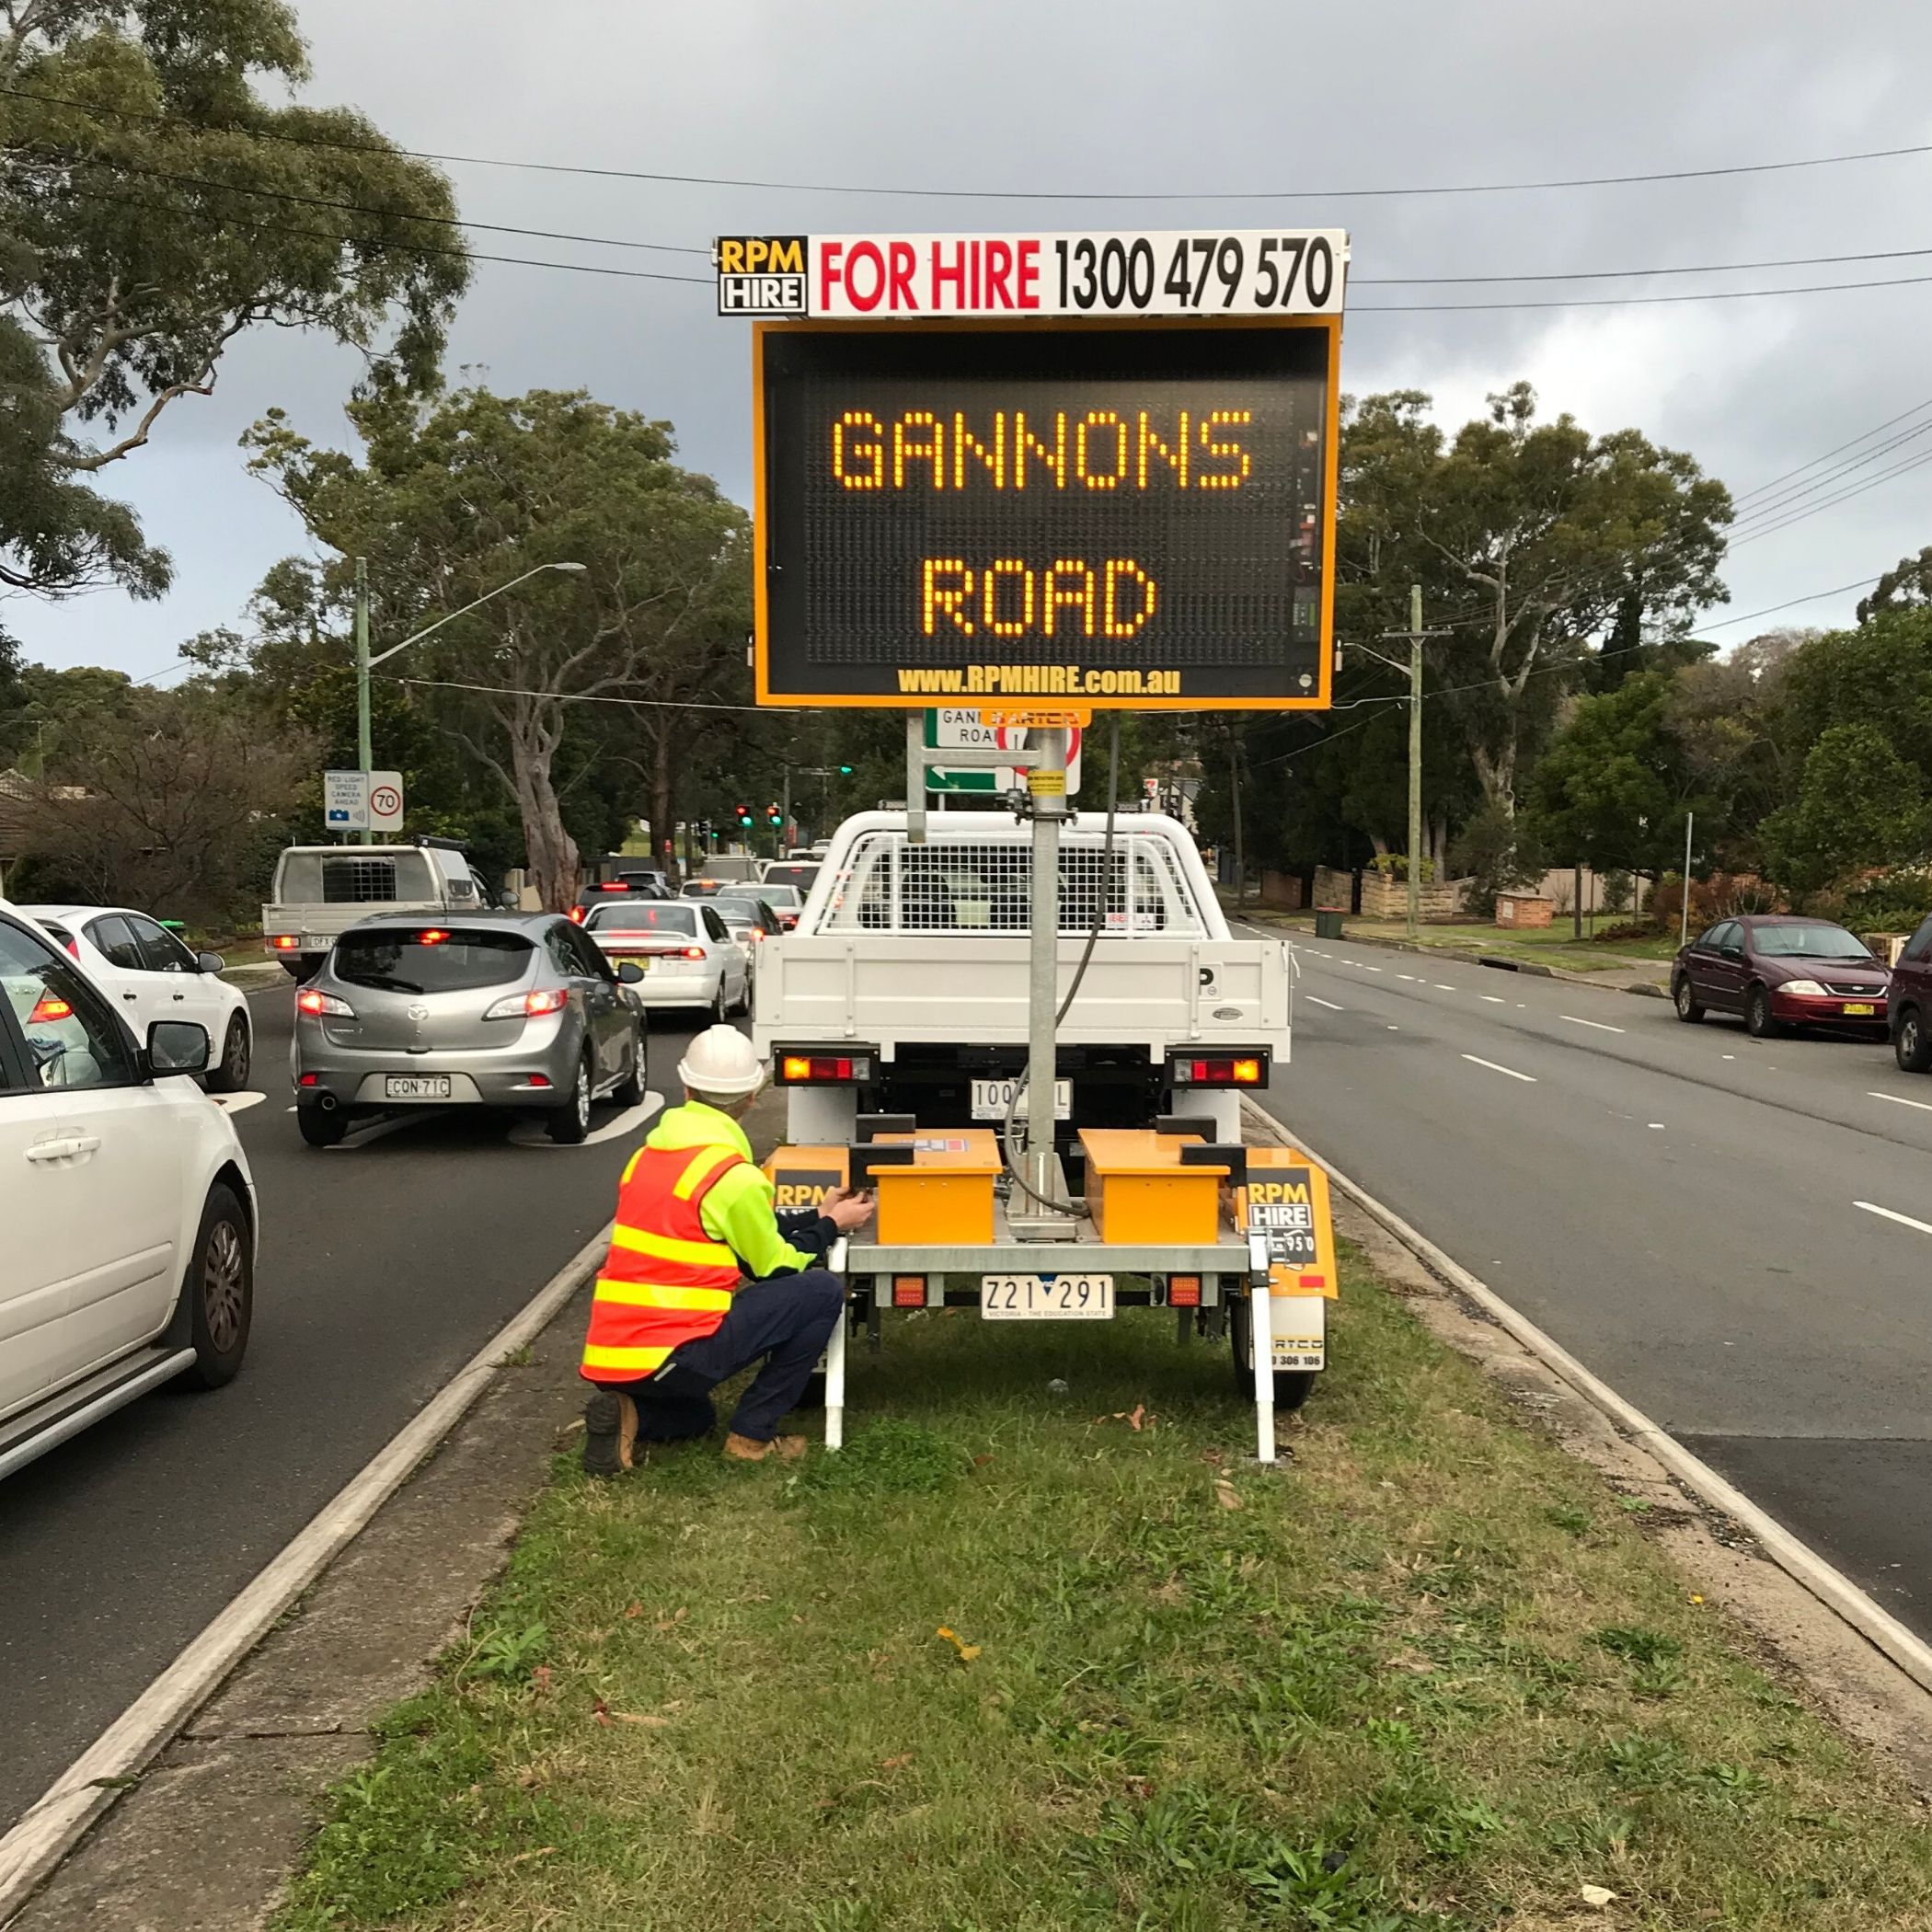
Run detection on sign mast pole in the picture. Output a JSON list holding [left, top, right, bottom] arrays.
[[1019, 726, 1075, 1232]]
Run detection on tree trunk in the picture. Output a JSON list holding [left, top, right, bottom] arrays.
[[1471, 742, 1517, 817], [506, 698, 579, 911], [649, 719, 678, 885]]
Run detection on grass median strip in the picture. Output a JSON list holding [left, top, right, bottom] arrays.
[[277, 1257, 1932, 1932]]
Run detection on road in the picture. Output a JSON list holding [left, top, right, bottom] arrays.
[[1245, 926, 1932, 1639], [0, 982, 705, 1832]]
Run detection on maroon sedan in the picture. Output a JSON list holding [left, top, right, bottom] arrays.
[[1672, 914, 1890, 1039]]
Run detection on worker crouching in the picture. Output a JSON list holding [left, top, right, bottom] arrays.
[[579, 1025, 874, 1473]]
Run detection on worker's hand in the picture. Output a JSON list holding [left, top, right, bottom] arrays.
[[822, 1185, 876, 1233]]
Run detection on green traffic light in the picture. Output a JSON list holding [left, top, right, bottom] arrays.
[[838, 764, 854, 775]]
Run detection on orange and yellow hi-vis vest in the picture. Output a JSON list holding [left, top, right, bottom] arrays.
[[579, 1139, 747, 1383]]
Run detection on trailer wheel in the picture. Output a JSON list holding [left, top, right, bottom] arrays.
[[1227, 1293, 1317, 1414]]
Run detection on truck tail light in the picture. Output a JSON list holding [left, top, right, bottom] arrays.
[[892, 1275, 926, 1307], [777, 1052, 874, 1084], [270, 935, 301, 951], [1170, 1053, 1267, 1087], [485, 987, 569, 1020], [296, 988, 355, 1018], [1167, 1275, 1202, 1307]]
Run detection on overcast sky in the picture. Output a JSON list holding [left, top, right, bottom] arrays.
[[17, 0, 1932, 679]]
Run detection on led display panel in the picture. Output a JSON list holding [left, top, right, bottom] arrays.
[[753, 319, 1338, 710]]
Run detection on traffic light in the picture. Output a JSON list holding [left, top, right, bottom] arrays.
[[736, 803, 753, 826], [837, 764, 854, 775], [767, 803, 783, 826]]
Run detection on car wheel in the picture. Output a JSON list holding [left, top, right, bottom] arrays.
[[297, 1105, 347, 1149], [180, 1184, 253, 1388], [711, 978, 730, 1024], [1898, 1006, 1932, 1074], [1672, 975, 1705, 1024], [205, 1013, 252, 1092], [1227, 1293, 1317, 1415], [613, 1024, 648, 1108], [548, 1051, 594, 1144], [1745, 984, 1781, 1040]]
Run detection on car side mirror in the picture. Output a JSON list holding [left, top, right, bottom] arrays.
[[616, 960, 645, 984], [196, 950, 225, 975], [147, 1018, 211, 1075]]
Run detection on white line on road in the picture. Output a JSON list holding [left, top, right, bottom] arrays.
[[1387, 1025, 1399, 1030], [1856, 1200, 1932, 1237], [1433, 983, 1456, 992], [1480, 995, 1506, 1004], [1304, 995, 1345, 1012], [1397, 973, 1418, 981], [1869, 1090, 1932, 1115], [1561, 1014, 1626, 1034], [1461, 1053, 1537, 1084], [1363, 965, 1383, 972]]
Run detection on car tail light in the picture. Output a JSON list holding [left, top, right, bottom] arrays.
[[750, 927, 765, 941], [892, 1275, 926, 1307], [486, 987, 569, 1020], [296, 987, 355, 1018], [599, 881, 629, 891], [777, 1052, 874, 1084], [1167, 1274, 1202, 1307], [418, 928, 448, 946], [569, 906, 586, 924], [270, 935, 301, 951], [1170, 1053, 1267, 1087], [684, 946, 707, 960], [28, 995, 72, 1024]]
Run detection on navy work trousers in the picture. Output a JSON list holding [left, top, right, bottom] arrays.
[[599, 1271, 844, 1443]]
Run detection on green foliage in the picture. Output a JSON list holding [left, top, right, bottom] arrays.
[[1, 0, 467, 597], [1523, 672, 1690, 874], [788, 1417, 962, 1501], [1760, 724, 1932, 896], [1829, 865, 1932, 936], [1856, 545, 1932, 627], [1447, 800, 1545, 918]]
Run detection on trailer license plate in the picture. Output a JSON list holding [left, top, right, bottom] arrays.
[[981, 1274, 1113, 1319], [385, 1075, 452, 1100], [971, 1078, 1071, 1121]]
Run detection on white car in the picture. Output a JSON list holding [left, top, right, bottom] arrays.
[[581, 899, 749, 1020], [24, 903, 253, 1092], [0, 903, 258, 1481]]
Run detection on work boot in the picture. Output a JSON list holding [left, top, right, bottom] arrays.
[[582, 1390, 639, 1477], [722, 1432, 809, 1464]]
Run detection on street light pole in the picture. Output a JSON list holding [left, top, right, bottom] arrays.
[[1681, 811, 1695, 950], [352, 560, 586, 844]]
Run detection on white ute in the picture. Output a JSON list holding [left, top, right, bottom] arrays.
[[753, 809, 1292, 1151]]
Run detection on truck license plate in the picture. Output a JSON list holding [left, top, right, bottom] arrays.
[[981, 1274, 1113, 1319], [971, 1078, 1071, 1121], [385, 1075, 452, 1100]]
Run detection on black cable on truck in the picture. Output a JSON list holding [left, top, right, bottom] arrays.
[[1000, 711, 1122, 1216]]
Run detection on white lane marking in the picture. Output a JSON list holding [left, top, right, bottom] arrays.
[[1363, 965, 1383, 972], [508, 1092, 664, 1149], [1869, 1090, 1932, 1115], [207, 1091, 266, 1114], [1480, 995, 1506, 1004], [1561, 1014, 1626, 1034], [1856, 1201, 1932, 1238], [1461, 1053, 1537, 1084], [1722, 1054, 1735, 1061], [1386, 1025, 1399, 1031], [1397, 973, 1419, 982], [1515, 1003, 1527, 1008], [1433, 983, 1456, 992], [1649, 1122, 1666, 1130], [1304, 995, 1345, 1012]]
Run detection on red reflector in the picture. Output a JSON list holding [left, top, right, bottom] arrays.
[[526, 1073, 552, 1088], [418, 929, 448, 946], [1168, 1275, 1202, 1307], [892, 1275, 926, 1307], [1298, 1273, 1327, 1288], [298, 1072, 318, 1087], [28, 995, 72, 1024]]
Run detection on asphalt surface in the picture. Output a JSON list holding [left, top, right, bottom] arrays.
[[1244, 925, 1932, 1639], [0, 982, 707, 1833]]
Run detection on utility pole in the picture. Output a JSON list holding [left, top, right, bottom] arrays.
[[353, 558, 373, 845], [1376, 585, 1450, 941], [1681, 811, 1695, 950], [1229, 738, 1245, 908], [781, 767, 791, 849]]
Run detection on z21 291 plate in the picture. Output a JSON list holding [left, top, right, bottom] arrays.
[[981, 1274, 1113, 1319]]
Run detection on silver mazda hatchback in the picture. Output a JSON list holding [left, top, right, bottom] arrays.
[[293, 913, 646, 1148]]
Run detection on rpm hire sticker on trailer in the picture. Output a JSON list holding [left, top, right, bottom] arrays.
[[1242, 1156, 1339, 1371]]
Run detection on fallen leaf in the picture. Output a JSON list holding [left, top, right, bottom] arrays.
[[611, 1711, 672, 1728], [653, 1608, 689, 1634], [623, 1602, 645, 1620], [531, 1665, 553, 1694], [935, 1626, 983, 1663], [972, 1453, 995, 1466], [1213, 1478, 1242, 1511], [1126, 1403, 1145, 1432], [880, 1754, 914, 1771], [592, 1697, 610, 1726], [1580, 1883, 1617, 1907], [510, 1846, 558, 1867]]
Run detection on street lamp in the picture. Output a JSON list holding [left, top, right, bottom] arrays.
[[353, 558, 586, 842]]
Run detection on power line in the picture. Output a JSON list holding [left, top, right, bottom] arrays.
[[1728, 413, 1932, 531], [1730, 444, 1932, 547], [7, 80, 1932, 204], [387, 674, 801, 715], [1731, 394, 1932, 506]]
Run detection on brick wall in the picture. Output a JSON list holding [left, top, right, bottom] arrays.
[[1496, 891, 1554, 928], [1358, 870, 1471, 922]]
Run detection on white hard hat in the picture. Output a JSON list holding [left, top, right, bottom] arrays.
[[676, 1026, 766, 1098]]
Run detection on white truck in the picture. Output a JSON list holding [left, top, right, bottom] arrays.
[[262, 838, 501, 981], [753, 808, 1292, 1158]]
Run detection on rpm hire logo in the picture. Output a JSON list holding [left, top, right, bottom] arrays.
[[716, 236, 807, 316]]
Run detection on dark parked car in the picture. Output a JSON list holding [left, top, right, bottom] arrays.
[[1889, 913, 1932, 1073], [1672, 914, 1891, 1039]]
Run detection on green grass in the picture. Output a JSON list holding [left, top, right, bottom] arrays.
[[275, 1255, 1932, 1931]]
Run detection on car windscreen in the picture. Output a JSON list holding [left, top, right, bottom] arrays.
[[332, 929, 533, 994], [753, 885, 802, 907], [1752, 925, 1873, 960], [584, 903, 697, 935], [761, 864, 820, 893]]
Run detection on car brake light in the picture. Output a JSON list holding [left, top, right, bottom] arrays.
[[296, 987, 355, 1018], [892, 1275, 926, 1307], [778, 1052, 871, 1083], [418, 929, 448, 945], [683, 946, 707, 960], [1167, 1274, 1202, 1307], [599, 881, 628, 891], [750, 927, 765, 941], [60, 937, 78, 959], [28, 995, 72, 1024], [485, 987, 569, 1020], [569, 907, 586, 924], [270, 935, 301, 950]]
